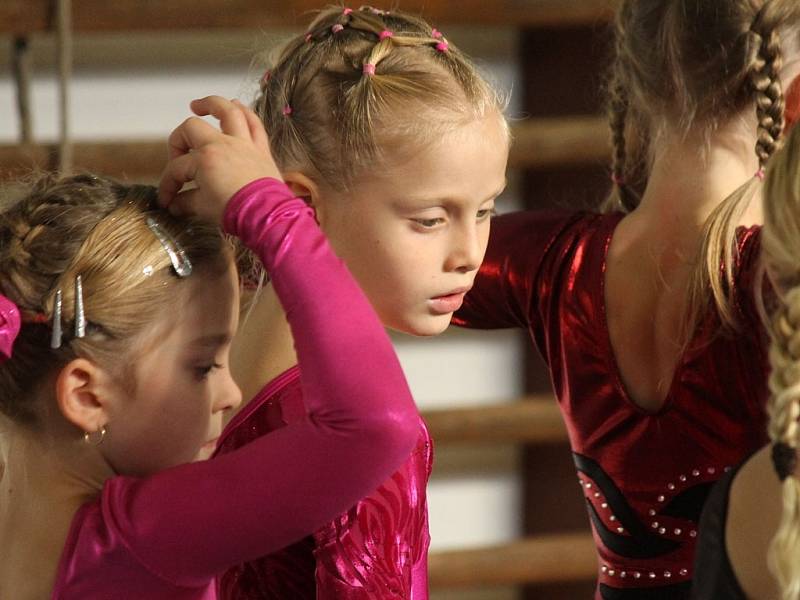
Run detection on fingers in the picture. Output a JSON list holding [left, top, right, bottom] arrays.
[[166, 187, 202, 218], [158, 153, 197, 207], [232, 99, 271, 154], [191, 96, 250, 139], [167, 116, 219, 160]]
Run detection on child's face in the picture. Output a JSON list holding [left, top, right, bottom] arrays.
[[101, 262, 242, 476], [316, 112, 509, 336]]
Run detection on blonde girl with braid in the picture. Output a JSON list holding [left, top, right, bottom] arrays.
[[452, 1, 800, 598], [692, 121, 800, 600], [205, 5, 510, 600]]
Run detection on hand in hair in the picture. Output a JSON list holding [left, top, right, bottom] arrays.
[[158, 96, 282, 225]]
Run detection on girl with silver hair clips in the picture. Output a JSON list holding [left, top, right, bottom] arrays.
[[0, 98, 418, 599]]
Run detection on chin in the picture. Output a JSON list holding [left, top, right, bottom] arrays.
[[394, 314, 452, 337]]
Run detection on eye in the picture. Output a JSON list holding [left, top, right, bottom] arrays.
[[195, 363, 223, 380], [476, 207, 496, 221], [412, 217, 446, 229]]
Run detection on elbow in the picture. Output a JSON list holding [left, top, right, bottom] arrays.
[[362, 400, 420, 468]]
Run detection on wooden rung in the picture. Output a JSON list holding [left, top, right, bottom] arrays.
[[1, 1, 619, 34], [422, 398, 567, 445], [509, 116, 610, 169], [0, 116, 610, 181], [429, 533, 597, 588]]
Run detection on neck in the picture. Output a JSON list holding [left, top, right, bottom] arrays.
[[0, 419, 115, 596], [229, 283, 298, 419], [634, 117, 763, 237]]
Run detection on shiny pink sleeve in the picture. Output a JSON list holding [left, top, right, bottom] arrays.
[[83, 178, 419, 587]]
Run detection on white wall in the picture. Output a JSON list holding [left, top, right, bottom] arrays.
[[1, 26, 526, 594]]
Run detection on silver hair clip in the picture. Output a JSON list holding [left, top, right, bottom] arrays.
[[74, 275, 86, 339], [51, 289, 63, 349], [146, 216, 193, 278]]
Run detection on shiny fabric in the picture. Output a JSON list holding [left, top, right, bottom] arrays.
[[690, 459, 748, 599], [0, 294, 20, 362], [453, 210, 769, 599], [51, 178, 419, 599], [216, 369, 433, 600]]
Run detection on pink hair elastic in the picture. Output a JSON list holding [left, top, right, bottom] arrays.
[[363, 63, 376, 76], [332, 23, 344, 34], [343, 7, 353, 15], [435, 41, 449, 53], [379, 29, 394, 41], [611, 172, 625, 185], [260, 70, 271, 87], [282, 105, 293, 116], [755, 167, 766, 180], [431, 28, 443, 39], [305, 32, 313, 43]]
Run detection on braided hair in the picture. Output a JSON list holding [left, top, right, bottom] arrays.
[[252, 5, 506, 190]]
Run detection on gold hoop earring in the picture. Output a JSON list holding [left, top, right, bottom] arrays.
[[83, 426, 106, 446]]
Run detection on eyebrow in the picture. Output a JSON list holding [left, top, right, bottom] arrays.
[[398, 180, 509, 209], [188, 333, 232, 348]]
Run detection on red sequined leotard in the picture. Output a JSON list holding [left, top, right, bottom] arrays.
[[453, 210, 769, 600], [215, 370, 433, 599]]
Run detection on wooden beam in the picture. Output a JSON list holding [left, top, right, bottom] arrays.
[[0, 0, 619, 34], [509, 116, 609, 169], [422, 398, 566, 445], [0, 141, 166, 182], [429, 533, 597, 588], [0, 116, 610, 180]]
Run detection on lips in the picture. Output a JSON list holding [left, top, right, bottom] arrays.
[[428, 286, 471, 314]]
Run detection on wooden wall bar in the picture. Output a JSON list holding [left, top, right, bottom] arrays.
[[429, 533, 596, 588], [0, 117, 609, 181], [1, 0, 619, 33]]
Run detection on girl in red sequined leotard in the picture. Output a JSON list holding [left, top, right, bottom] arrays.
[[214, 6, 510, 599], [453, 2, 800, 599]]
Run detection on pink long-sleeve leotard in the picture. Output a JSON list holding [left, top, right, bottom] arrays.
[[453, 210, 769, 600], [51, 178, 419, 599], [214, 371, 432, 600]]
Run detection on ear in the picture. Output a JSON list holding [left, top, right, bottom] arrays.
[[54, 358, 116, 435], [281, 171, 326, 224]]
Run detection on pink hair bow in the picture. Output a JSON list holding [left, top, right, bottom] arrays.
[[0, 295, 21, 362]]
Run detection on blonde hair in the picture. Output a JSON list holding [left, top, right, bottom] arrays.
[[605, 0, 800, 342], [762, 123, 800, 600], [253, 4, 507, 190], [0, 173, 229, 426]]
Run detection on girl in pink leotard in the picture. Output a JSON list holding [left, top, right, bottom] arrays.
[[0, 98, 418, 599], [216, 6, 510, 598]]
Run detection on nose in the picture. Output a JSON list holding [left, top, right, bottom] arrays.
[[214, 371, 243, 414], [444, 220, 486, 273]]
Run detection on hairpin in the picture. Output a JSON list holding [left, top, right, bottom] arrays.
[[51, 289, 63, 349], [74, 275, 86, 339], [146, 217, 193, 278]]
